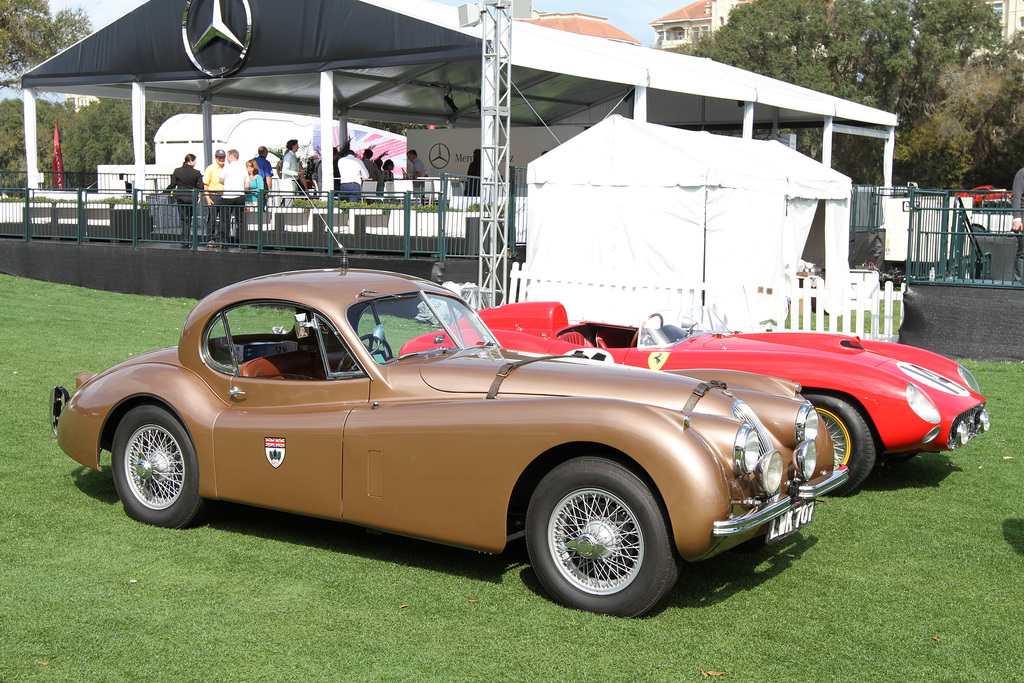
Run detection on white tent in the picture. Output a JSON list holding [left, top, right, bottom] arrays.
[[524, 116, 852, 331]]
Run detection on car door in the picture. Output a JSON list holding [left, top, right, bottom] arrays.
[[204, 302, 370, 519]]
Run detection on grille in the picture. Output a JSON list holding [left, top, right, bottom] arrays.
[[948, 404, 986, 449], [732, 400, 776, 457]]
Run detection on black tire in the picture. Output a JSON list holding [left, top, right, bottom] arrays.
[[526, 457, 680, 618], [804, 392, 877, 496], [111, 405, 207, 528]]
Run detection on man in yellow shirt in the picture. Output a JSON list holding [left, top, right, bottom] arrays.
[[203, 149, 226, 244]]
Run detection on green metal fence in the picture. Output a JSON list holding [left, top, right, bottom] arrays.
[[850, 184, 913, 234], [906, 188, 1021, 287], [0, 171, 527, 260]]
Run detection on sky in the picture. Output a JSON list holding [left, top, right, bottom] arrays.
[[49, 0, 673, 48]]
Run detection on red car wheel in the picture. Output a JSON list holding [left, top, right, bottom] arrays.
[[805, 393, 877, 496]]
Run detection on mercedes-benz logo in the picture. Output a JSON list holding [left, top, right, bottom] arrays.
[[429, 143, 451, 169], [182, 0, 253, 78]]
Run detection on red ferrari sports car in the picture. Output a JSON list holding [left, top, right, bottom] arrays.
[[479, 302, 990, 495]]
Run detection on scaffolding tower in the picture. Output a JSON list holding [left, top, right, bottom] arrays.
[[477, 0, 513, 307]]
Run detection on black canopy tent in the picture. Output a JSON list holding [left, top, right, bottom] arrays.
[[21, 0, 897, 190], [23, 1, 485, 120]]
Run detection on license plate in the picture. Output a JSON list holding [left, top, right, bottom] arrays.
[[766, 502, 815, 543]]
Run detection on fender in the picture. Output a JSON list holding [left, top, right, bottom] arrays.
[[56, 361, 226, 498], [340, 396, 734, 557]]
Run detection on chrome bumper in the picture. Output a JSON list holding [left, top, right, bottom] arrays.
[[797, 466, 849, 499], [51, 386, 70, 436], [711, 467, 848, 537], [713, 495, 795, 537]]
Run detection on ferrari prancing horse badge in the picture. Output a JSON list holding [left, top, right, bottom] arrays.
[[648, 352, 670, 371]]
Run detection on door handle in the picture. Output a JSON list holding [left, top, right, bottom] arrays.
[[228, 386, 246, 398]]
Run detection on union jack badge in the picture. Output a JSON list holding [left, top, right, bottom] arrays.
[[265, 437, 286, 469]]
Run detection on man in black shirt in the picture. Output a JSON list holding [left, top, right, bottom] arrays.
[[167, 154, 204, 248]]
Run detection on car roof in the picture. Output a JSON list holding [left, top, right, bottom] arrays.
[[201, 268, 447, 315], [178, 269, 454, 364]]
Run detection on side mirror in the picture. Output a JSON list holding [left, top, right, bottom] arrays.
[[294, 312, 317, 338]]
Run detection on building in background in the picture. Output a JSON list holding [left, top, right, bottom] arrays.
[[651, 0, 751, 49], [990, 0, 1024, 40], [67, 94, 98, 111], [657, 0, 1009, 46], [524, 10, 640, 45]]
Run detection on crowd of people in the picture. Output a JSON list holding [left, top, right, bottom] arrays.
[[166, 143, 436, 249], [167, 146, 279, 249]]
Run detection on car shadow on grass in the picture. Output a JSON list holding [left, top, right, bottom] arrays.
[[1003, 519, 1024, 556], [70, 465, 120, 505], [659, 533, 818, 614], [214, 501, 529, 586], [858, 452, 960, 493], [514, 532, 818, 617]]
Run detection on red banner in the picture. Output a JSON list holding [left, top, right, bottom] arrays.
[[52, 124, 66, 189]]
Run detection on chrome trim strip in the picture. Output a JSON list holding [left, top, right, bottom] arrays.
[[712, 494, 793, 537], [797, 466, 849, 500]]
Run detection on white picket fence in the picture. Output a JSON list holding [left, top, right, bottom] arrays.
[[507, 263, 905, 342], [782, 276, 904, 341]]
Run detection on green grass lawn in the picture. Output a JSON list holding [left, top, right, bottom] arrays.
[[1, 274, 1022, 681]]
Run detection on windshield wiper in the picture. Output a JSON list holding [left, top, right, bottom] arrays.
[[358, 289, 401, 299]]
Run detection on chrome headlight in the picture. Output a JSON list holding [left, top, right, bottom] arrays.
[[906, 383, 940, 424], [958, 365, 981, 393], [977, 409, 991, 433], [795, 402, 819, 443], [795, 440, 818, 479], [955, 421, 970, 447], [733, 424, 761, 476], [755, 450, 784, 495]]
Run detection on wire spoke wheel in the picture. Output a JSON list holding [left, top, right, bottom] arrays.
[[112, 406, 207, 528], [124, 424, 185, 510], [528, 457, 679, 616], [805, 392, 877, 495], [548, 487, 645, 595], [818, 408, 851, 469]]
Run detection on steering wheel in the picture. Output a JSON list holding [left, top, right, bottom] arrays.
[[643, 312, 664, 328], [333, 352, 356, 373], [360, 332, 393, 361], [632, 313, 664, 348]]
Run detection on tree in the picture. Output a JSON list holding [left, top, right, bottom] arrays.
[[0, 0, 90, 89], [690, 0, 1010, 187], [0, 97, 249, 180], [690, 0, 843, 98]]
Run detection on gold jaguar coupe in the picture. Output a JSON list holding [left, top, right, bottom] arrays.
[[52, 269, 846, 617]]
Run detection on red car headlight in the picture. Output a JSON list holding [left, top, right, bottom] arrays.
[[906, 383, 940, 424]]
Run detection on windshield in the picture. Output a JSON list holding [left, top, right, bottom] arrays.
[[347, 291, 497, 363], [637, 307, 731, 349], [676, 306, 731, 338]]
